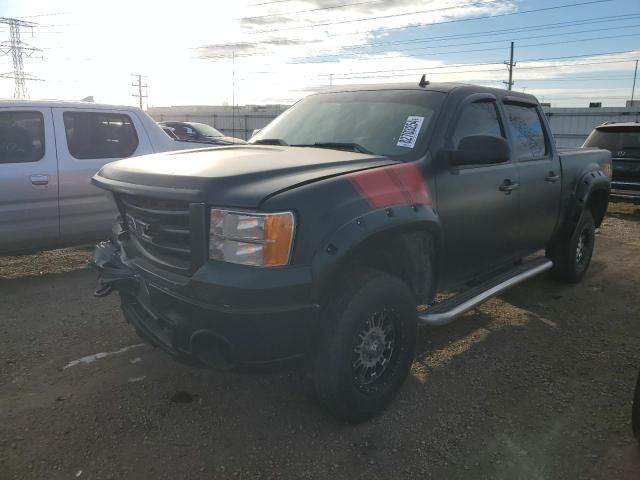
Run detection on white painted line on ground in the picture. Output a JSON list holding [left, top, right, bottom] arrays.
[[63, 344, 146, 370], [128, 376, 146, 383]]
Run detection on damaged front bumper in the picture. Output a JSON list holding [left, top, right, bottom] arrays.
[[90, 240, 319, 370]]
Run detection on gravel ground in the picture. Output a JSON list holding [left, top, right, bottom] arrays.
[[1, 201, 639, 480]]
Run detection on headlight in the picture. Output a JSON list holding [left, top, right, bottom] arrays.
[[209, 209, 295, 267]]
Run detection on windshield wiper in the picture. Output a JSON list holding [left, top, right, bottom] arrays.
[[252, 138, 289, 146], [291, 142, 374, 155]]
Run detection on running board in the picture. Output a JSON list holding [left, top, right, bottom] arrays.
[[418, 257, 553, 326]]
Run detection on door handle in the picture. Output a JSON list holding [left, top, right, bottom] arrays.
[[30, 175, 49, 188], [499, 179, 519, 194], [545, 172, 560, 183]]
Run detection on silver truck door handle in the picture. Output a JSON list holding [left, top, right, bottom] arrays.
[[30, 175, 49, 188], [545, 172, 560, 183]]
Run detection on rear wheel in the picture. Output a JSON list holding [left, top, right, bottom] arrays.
[[547, 210, 595, 283], [309, 268, 417, 423]]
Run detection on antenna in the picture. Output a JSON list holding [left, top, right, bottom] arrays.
[[418, 74, 429, 88]]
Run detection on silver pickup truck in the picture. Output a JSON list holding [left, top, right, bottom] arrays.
[[0, 101, 210, 255]]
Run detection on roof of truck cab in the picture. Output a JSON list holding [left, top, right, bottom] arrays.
[[316, 82, 539, 102], [0, 99, 142, 111]]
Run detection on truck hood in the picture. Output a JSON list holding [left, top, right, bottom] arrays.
[[93, 145, 399, 207]]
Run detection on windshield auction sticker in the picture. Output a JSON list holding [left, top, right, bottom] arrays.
[[397, 116, 425, 148]]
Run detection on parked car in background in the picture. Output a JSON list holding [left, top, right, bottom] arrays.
[[0, 100, 212, 256], [158, 121, 247, 145], [91, 82, 610, 422], [583, 122, 640, 200], [160, 124, 179, 140]]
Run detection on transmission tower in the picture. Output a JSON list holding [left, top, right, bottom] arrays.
[[0, 17, 42, 99]]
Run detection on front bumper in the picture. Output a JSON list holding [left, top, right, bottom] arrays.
[[91, 240, 319, 369]]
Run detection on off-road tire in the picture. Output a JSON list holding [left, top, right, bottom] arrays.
[[309, 268, 417, 423], [547, 210, 595, 283]]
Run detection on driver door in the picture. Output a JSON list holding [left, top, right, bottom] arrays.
[[435, 95, 521, 287]]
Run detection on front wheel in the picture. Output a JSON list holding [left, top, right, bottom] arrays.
[[547, 210, 595, 283], [309, 268, 417, 423]]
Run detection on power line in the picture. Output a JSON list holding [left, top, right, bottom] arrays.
[[16, 12, 68, 18], [247, 0, 299, 6], [244, 0, 612, 36], [324, 50, 638, 79], [238, 46, 639, 78], [339, 14, 640, 50], [237, 29, 640, 67], [0, 17, 42, 98], [200, 18, 640, 61], [199, 14, 640, 62]]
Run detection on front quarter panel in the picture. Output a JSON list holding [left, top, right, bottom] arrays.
[[262, 162, 441, 300]]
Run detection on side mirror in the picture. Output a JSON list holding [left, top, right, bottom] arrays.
[[448, 135, 510, 166]]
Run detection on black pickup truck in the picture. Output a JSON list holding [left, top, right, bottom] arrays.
[[91, 81, 611, 422]]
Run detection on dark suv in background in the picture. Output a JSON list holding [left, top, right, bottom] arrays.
[[584, 122, 640, 200]]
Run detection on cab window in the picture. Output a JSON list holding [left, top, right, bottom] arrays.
[[504, 103, 548, 160], [0, 111, 45, 164], [64, 112, 139, 160]]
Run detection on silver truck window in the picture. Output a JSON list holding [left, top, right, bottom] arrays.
[[504, 103, 548, 160], [0, 111, 45, 164], [452, 100, 504, 148], [63, 112, 139, 160]]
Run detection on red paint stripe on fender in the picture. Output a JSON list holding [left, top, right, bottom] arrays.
[[348, 163, 431, 209]]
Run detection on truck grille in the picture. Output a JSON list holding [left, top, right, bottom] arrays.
[[117, 194, 205, 271]]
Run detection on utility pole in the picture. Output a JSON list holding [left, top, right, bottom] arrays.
[[632, 59, 638, 102], [0, 17, 42, 99], [503, 41, 515, 91], [131, 74, 148, 109]]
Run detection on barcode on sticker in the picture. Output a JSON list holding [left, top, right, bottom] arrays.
[[397, 116, 425, 148]]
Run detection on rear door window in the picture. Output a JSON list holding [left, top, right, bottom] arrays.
[[504, 103, 548, 160], [63, 112, 139, 159], [0, 111, 45, 164]]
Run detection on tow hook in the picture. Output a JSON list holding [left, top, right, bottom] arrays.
[[90, 240, 139, 297]]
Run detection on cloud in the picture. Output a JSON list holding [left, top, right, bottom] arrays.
[[240, 15, 293, 27], [196, 37, 320, 58]]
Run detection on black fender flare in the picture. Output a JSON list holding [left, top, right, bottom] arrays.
[[310, 203, 442, 301], [565, 168, 610, 234]]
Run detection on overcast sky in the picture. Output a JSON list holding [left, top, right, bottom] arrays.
[[0, 0, 639, 107]]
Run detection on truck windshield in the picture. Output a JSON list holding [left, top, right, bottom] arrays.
[[584, 127, 640, 157], [250, 89, 444, 161]]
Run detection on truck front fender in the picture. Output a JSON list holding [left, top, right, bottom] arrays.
[[310, 203, 442, 303]]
